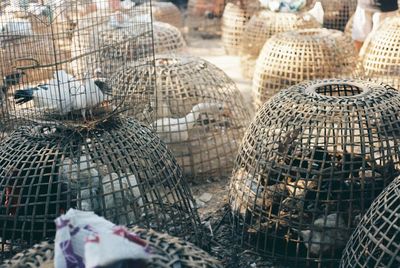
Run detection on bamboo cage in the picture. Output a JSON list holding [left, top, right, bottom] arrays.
[[340, 175, 400, 268], [239, 10, 320, 79], [359, 16, 400, 90], [344, 14, 354, 37], [320, 0, 357, 31], [253, 29, 358, 109], [0, 117, 202, 260], [111, 55, 251, 180], [0, 227, 222, 268], [230, 79, 400, 266], [152, 1, 183, 29]]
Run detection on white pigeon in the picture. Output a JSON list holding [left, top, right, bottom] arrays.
[[152, 102, 227, 143], [0, 14, 33, 37], [75, 75, 105, 120]]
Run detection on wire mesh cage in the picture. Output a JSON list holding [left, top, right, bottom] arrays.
[[339, 175, 400, 268], [0, 117, 202, 260], [229, 79, 400, 267], [360, 16, 400, 90], [0, 226, 223, 268], [320, 0, 357, 31], [111, 55, 251, 180], [253, 28, 358, 109], [239, 10, 320, 79], [152, 1, 183, 29]]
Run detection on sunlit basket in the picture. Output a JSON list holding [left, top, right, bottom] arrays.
[[239, 10, 320, 79], [152, 1, 183, 29], [230, 79, 400, 266], [0, 227, 222, 268], [111, 55, 251, 180], [253, 28, 358, 108], [320, 0, 357, 31], [0, 117, 202, 259], [152, 21, 187, 54], [340, 175, 400, 268]]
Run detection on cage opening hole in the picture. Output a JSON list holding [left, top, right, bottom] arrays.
[[313, 84, 364, 97]]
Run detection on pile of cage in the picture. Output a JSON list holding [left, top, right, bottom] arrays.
[[111, 55, 251, 180], [253, 28, 358, 109], [152, 1, 183, 29], [239, 9, 320, 79], [359, 16, 400, 90], [320, 0, 357, 31], [1, 226, 222, 268], [230, 79, 400, 266], [340, 175, 400, 268]]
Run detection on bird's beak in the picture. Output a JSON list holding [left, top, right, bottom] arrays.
[[222, 107, 233, 118]]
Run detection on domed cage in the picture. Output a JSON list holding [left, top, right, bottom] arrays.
[[0, 117, 202, 260], [239, 9, 320, 79], [229, 79, 400, 266], [152, 1, 183, 29], [0, 226, 223, 268], [340, 175, 400, 268], [110, 55, 251, 181], [320, 0, 357, 31], [152, 21, 187, 55], [0, 0, 156, 139], [360, 16, 400, 90], [253, 28, 358, 109]]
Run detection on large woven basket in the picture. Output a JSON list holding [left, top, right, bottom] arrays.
[[230, 79, 400, 266], [320, 0, 357, 31], [340, 175, 400, 268], [253, 28, 358, 108], [239, 10, 320, 79], [152, 1, 183, 29], [0, 227, 222, 268], [111, 55, 251, 181], [0, 117, 202, 260]]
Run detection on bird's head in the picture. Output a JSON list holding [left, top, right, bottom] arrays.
[[191, 102, 232, 117]]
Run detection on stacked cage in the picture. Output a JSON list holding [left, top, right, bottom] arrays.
[[111, 55, 251, 180], [253, 28, 358, 109], [320, 0, 357, 31], [359, 16, 400, 90], [239, 9, 320, 79], [0, 0, 203, 260], [152, 1, 183, 29], [230, 79, 400, 266], [1, 226, 222, 268]]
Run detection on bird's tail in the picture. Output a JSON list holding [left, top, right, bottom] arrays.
[[14, 87, 37, 104]]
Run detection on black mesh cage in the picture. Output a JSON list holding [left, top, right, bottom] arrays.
[[320, 0, 357, 31], [0, 117, 202, 259], [229, 79, 400, 267]]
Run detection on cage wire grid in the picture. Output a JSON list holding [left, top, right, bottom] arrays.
[[229, 79, 400, 267], [252, 28, 359, 109], [319, 0, 357, 31]]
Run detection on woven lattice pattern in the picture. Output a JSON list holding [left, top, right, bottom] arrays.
[[0, 226, 222, 268], [152, 21, 187, 54], [186, 0, 226, 36], [340, 176, 400, 268], [253, 29, 358, 108], [320, 0, 357, 31], [360, 16, 400, 90], [222, 3, 252, 55], [239, 10, 320, 78], [344, 14, 354, 37], [111, 55, 251, 180], [152, 1, 183, 29], [230, 79, 400, 266], [0, 117, 201, 259]]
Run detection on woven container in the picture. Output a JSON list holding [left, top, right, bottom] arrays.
[[320, 0, 357, 31], [344, 14, 354, 37], [0, 117, 202, 259], [152, 21, 187, 54], [253, 29, 358, 108], [152, 1, 183, 29], [239, 10, 320, 78], [0, 226, 223, 268], [229, 79, 400, 266], [360, 16, 400, 90], [221, 3, 252, 55], [340, 175, 400, 268], [111, 55, 251, 180]]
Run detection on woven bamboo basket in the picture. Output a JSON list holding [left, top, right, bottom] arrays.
[[340, 175, 400, 268], [360, 16, 400, 90], [320, 0, 357, 31], [111, 55, 251, 180], [239, 10, 320, 79], [229, 79, 400, 266], [0, 117, 202, 260], [253, 29, 358, 109], [344, 14, 354, 37], [0, 227, 222, 268], [152, 1, 183, 29]]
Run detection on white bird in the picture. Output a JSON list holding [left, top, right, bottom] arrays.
[[152, 102, 227, 143], [120, 0, 135, 10], [0, 14, 33, 37], [307, 1, 324, 25]]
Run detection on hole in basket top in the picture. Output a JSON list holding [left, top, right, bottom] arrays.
[[305, 82, 370, 98], [291, 28, 336, 39]]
